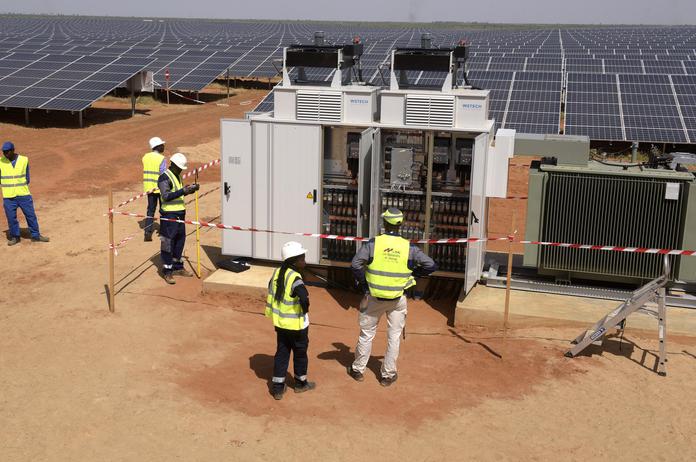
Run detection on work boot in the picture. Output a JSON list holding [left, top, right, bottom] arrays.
[[163, 273, 176, 285], [271, 384, 287, 401], [173, 269, 194, 277], [144, 233, 153, 242], [379, 374, 398, 387], [294, 380, 316, 394], [347, 366, 364, 382], [7, 236, 19, 246], [31, 235, 49, 242]]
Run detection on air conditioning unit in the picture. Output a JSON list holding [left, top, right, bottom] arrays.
[[524, 161, 696, 284], [380, 88, 489, 130], [274, 85, 380, 124]]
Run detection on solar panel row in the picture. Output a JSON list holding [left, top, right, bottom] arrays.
[[0, 17, 695, 142]]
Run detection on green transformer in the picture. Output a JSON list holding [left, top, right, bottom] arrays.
[[524, 161, 696, 285]]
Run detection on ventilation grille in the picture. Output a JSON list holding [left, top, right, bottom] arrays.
[[405, 95, 454, 127], [296, 90, 342, 122], [540, 173, 685, 281]]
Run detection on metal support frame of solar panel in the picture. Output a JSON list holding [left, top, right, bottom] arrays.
[[0, 52, 153, 111]]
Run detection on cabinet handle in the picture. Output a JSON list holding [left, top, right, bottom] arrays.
[[313, 189, 317, 204]]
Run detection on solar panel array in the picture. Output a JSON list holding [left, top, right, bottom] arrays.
[[0, 52, 153, 111], [0, 16, 695, 143]]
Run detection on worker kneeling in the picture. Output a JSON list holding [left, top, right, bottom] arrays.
[[158, 153, 199, 284], [349, 208, 437, 387], [265, 241, 316, 400]]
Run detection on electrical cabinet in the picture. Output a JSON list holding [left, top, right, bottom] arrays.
[[223, 119, 491, 293], [222, 119, 323, 264]]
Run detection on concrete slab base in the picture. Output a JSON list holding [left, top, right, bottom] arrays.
[[202, 265, 275, 299], [456, 284, 696, 337]]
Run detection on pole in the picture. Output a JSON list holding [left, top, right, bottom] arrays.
[[503, 208, 517, 336], [195, 171, 202, 279], [108, 188, 115, 313], [226, 68, 230, 103], [631, 141, 638, 163]]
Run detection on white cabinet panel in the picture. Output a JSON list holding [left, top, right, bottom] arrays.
[[221, 119, 253, 257], [269, 123, 322, 264], [465, 132, 489, 294]]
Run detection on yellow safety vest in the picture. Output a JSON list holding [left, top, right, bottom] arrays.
[[0, 155, 31, 199], [365, 234, 416, 299], [160, 169, 186, 212], [265, 268, 308, 330], [142, 151, 165, 193]]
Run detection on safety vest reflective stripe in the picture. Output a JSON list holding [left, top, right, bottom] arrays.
[[366, 268, 412, 278], [160, 169, 186, 212], [265, 268, 306, 330], [365, 234, 412, 299], [264, 304, 304, 318], [0, 155, 30, 198], [367, 281, 409, 291], [142, 151, 164, 193]]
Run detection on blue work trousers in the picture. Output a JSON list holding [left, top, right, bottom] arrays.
[[272, 327, 309, 392], [144, 193, 160, 236], [159, 211, 186, 274], [3, 195, 40, 239]]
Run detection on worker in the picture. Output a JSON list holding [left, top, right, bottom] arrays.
[[265, 241, 316, 400], [142, 136, 167, 242], [348, 207, 436, 387], [0, 141, 49, 246], [158, 152, 199, 284]]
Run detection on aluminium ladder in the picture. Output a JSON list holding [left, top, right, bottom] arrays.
[[565, 255, 670, 376]]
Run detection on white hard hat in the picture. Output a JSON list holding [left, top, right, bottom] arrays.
[[149, 136, 165, 149], [170, 152, 188, 170], [281, 241, 307, 261]]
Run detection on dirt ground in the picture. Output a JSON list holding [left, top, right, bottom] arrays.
[[1, 92, 696, 461]]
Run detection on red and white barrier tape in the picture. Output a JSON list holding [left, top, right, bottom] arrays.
[[110, 185, 220, 254], [109, 234, 137, 255], [114, 158, 221, 209], [169, 90, 206, 104], [109, 210, 696, 256]]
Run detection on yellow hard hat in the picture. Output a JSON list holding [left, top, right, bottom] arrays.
[[382, 207, 404, 225]]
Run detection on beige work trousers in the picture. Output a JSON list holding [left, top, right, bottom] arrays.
[[352, 295, 407, 379]]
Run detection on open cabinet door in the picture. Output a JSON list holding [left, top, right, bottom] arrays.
[[269, 122, 323, 264], [357, 127, 375, 238], [464, 132, 489, 294], [368, 128, 382, 238]]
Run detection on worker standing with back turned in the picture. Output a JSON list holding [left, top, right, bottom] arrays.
[[265, 241, 316, 400], [158, 152, 199, 284], [142, 136, 167, 242], [348, 208, 436, 386], [0, 141, 49, 246]]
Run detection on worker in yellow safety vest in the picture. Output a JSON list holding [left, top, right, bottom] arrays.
[[265, 241, 316, 400], [142, 136, 167, 241], [157, 152, 199, 284], [0, 141, 49, 246], [348, 208, 436, 387]]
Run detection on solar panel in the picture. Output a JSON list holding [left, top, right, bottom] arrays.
[[0, 53, 153, 112]]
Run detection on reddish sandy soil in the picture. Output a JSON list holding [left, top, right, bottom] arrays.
[[1, 91, 695, 461]]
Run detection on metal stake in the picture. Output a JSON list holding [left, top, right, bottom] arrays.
[[108, 188, 115, 313]]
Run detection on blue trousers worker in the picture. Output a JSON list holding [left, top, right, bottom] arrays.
[[144, 192, 160, 238], [159, 211, 186, 273], [4, 195, 41, 239]]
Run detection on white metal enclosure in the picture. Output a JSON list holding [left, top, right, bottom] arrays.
[[221, 119, 323, 264]]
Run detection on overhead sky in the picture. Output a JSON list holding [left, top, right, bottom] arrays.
[[3, 0, 695, 25]]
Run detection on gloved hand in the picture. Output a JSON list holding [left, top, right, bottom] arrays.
[[183, 183, 200, 195]]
